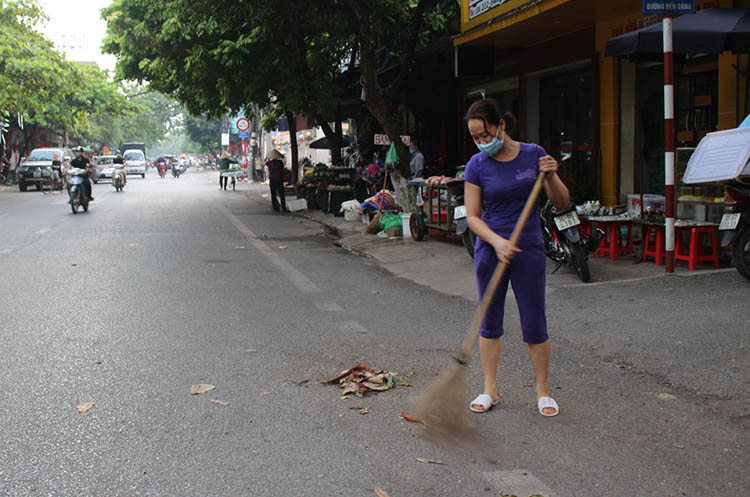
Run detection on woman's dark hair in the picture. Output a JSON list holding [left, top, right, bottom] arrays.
[[465, 98, 516, 135], [410, 138, 421, 150]]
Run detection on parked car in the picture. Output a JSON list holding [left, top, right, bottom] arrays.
[[123, 149, 147, 177], [17, 147, 72, 191], [94, 155, 118, 182]]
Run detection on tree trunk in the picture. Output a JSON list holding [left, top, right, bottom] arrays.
[[286, 111, 299, 184], [343, 0, 437, 213]]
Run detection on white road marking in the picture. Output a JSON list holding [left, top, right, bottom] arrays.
[[315, 300, 344, 312], [35, 228, 51, 235], [483, 469, 558, 497], [335, 321, 368, 335], [217, 204, 321, 294]]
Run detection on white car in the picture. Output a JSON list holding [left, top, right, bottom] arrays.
[[123, 149, 146, 177], [94, 155, 117, 182]]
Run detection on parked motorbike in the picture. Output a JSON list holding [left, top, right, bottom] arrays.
[[66, 167, 90, 214], [540, 200, 603, 282], [453, 199, 477, 259], [719, 179, 750, 280], [112, 164, 125, 192]]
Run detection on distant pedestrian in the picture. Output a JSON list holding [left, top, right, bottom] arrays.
[[266, 149, 288, 212], [219, 152, 238, 190], [409, 139, 425, 179], [463, 98, 569, 417]]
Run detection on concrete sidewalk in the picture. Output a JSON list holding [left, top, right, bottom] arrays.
[[296, 205, 736, 301]]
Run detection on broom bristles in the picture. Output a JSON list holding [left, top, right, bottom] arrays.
[[415, 361, 475, 441]]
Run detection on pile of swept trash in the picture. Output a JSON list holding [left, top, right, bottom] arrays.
[[324, 363, 410, 398]]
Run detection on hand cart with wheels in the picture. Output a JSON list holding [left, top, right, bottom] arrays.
[[407, 179, 476, 258]]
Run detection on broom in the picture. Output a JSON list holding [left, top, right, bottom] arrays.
[[416, 171, 548, 439]]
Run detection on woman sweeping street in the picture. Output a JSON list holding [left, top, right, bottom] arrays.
[[463, 98, 569, 417]]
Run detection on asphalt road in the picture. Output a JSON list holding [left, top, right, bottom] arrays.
[[0, 170, 747, 497]]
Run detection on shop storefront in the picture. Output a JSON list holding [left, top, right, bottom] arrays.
[[454, 0, 741, 207]]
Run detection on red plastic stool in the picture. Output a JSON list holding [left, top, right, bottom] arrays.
[[674, 226, 719, 270], [643, 225, 665, 265], [595, 221, 633, 260]]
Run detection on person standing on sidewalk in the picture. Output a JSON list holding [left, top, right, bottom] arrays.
[[266, 149, 289, 212], [219, 152, 238, 190], [409, 139, 425, 179], [463, 98, 569, 417]]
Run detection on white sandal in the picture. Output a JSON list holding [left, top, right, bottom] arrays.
[[469, 393, 500, 413], [537, 396, 560, 417]]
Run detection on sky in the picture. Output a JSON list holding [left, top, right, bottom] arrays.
[[38, 0, 117, 73]]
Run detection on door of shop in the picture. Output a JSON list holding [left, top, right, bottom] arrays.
[[539, 69, 594, 201]]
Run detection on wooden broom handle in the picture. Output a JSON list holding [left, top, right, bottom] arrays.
[[456, 172, 547, 362]]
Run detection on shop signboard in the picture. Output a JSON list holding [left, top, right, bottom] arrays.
[[221, 133, 229, 146], [682, 127, 750, 184], [469, 0, 511, 20], [374, 134, 410, 146], [641, 1, 695, 14]]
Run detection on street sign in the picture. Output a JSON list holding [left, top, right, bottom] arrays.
[[642, 1, 695, 14], [235, 117, 250, 132], [374, 134, 410, 146], [238, 131, 249, 138]]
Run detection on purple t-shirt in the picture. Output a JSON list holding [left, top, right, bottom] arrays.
[[464, 142, 546, 246]]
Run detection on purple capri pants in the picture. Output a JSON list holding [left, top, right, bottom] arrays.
[[474, 240, 548, 344]]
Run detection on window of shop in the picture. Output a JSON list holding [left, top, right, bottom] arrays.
[[539, 69, 594, 201], [676, 60, 718, 146]]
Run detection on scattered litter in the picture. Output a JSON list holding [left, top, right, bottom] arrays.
[[95, 360, 103, 365], [374, 488, 391, 497], [209, 399, 230, 406], [216, 226, 222, 230], [292, 379, 310, 386], [279, 245, 288, 249], [359, 408, 369, 415], [128, 243, 136, 247], [244, 349, 258, 353], [77, 402, 95, 413], [416, 457, 447, 465], [325, 363, 410, 398], [71, 264, 77, 267], [519, 383, 534, 389], [260, 391, 270, 396], [348, 406, 364, 410], [235, 245, 245, 249], [400, 412, 424, 423], [191, 384, 216, 395], [371, 290, 379, 294]]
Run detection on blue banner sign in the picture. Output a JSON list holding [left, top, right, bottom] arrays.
[[642, 1, 696, 14]]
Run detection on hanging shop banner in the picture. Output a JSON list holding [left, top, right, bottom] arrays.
[[642, 1, 695, 14], [374, 134, 410, 146], [682, 127, 750, 184], [469, 0, 511, 20]]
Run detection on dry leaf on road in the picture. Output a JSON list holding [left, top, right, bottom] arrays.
[[77, 402, 95, 413], [244, 349, 258, 353], [374, 489, 391, 497], [400, 412, 424, 423], [190, 384, 216, 395], [359, 408, 369, 415], [278, 245, 288, 249], [260, 391, 270, 396], [416, 457, 447, 465], [209, 399, 230, 406]]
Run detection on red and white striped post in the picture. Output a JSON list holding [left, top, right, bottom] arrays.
[[663, 17, 675, 273]]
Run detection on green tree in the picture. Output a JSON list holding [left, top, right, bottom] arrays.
[[102, 0, 355, 181], [1, 0, 136, 156], [184, 114, 221, 154]]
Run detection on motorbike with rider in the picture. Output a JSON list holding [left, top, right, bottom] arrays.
[[64, 146, 94, 212]]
